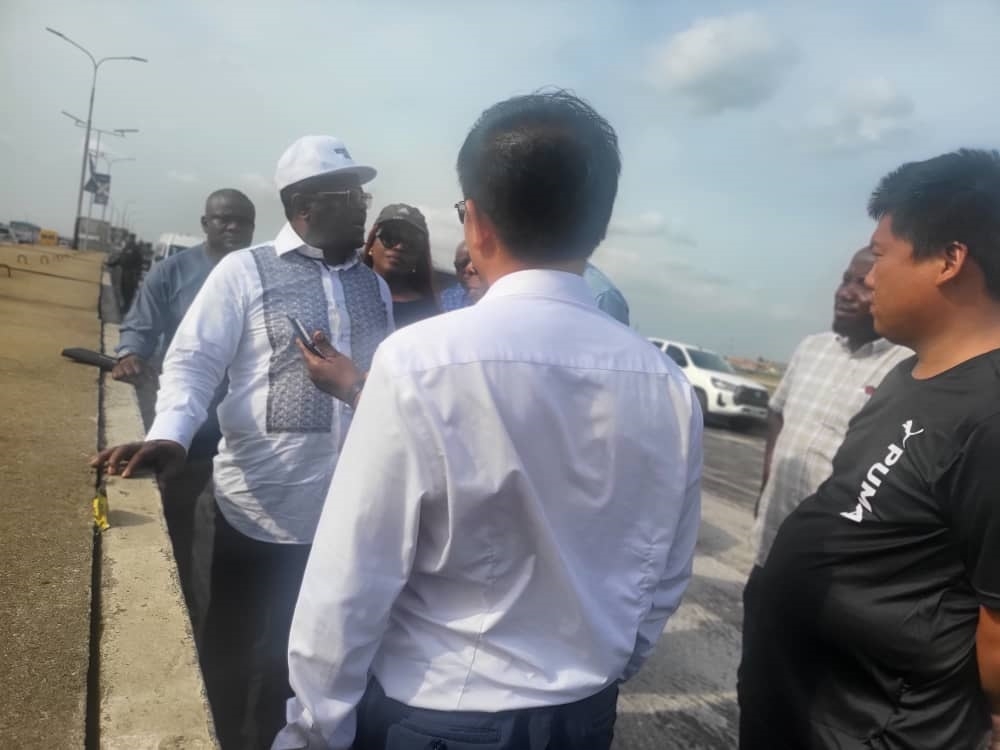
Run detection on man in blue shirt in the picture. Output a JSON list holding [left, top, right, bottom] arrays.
[[113, 187, 255, 635], [114, 189, 256, 380], [583, 261, 630, 325], [440, 241, 485, 311]]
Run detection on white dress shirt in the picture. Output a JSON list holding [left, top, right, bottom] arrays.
[[146, 223, 394, 544], [275, 269, 703, 750]]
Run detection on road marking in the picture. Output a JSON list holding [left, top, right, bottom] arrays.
[[663, 601, 726, 632], [619, 689, 738, 713], [702, 468, 757, 499], [705, 429, 765, 451]]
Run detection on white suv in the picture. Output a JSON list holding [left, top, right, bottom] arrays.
[[650, 338, 770, 425]]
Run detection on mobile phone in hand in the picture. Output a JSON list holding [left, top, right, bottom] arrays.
[[287, 315, 324, 358]]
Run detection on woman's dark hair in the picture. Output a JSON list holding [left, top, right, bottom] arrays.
[[456, 88, 621, 262], [363, 219, 439, 307], [869, 149, 1000, 299]]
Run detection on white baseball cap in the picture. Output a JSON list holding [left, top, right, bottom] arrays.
[[274, 135, 377, 190]]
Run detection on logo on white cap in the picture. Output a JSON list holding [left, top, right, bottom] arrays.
[[274, 136, 376, 191]]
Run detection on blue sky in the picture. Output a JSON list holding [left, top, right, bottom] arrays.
[[2, 0, 998, 359]]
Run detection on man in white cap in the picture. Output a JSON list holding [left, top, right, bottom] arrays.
[[92, 136, 393, 750]]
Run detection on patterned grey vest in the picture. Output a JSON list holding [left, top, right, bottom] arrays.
[[250, 246, 389, 433]]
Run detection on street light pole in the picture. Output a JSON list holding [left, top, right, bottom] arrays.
[[46, 27, 146, 249], [61, 112, 138, 249], [121, 200, 137, 231], [99, 156, 135, 222]]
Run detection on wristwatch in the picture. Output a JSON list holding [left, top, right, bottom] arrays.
[[343, 376, 366, 408]]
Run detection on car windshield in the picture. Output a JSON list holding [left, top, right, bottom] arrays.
[[688, 349, 735, 373]]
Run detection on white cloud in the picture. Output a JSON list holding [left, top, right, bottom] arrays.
[[416, 205, 464, 266], [167, 169, 199, 184], [241, 172, 273, 194], [594, 244, 783, 319], [647, 12, 797, 115], [608, 211, 696, 245], [596, 245, 731, 292], [802, 77, 915, 153]]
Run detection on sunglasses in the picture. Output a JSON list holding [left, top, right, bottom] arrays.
[[454, 200, 467, 224], [377, 228, 412, 249]]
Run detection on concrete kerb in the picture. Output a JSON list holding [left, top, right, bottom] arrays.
[[96, 322, 218, 749]]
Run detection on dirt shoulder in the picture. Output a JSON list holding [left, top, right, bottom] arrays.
[[0, 244, 104, 747]]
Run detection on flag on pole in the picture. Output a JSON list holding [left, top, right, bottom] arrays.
[[85, 153, 110, 204], [85, 172, 111, 205]]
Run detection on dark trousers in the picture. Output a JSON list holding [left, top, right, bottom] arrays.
[[354, 679, 619, 750], [199, 507, 311, 750], [119, 270, 140, 314], [159, 458, 214, 639]]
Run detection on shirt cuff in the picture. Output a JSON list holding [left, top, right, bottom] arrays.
[[146, 412, 199, 452], [115, 335, 153, 359]]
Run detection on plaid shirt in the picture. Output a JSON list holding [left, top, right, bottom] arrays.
[[751, 332, 911, 566]]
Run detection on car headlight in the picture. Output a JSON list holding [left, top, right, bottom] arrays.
[[711, 378, 737, 391]]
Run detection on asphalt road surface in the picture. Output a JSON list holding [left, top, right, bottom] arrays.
[[613, 425, 764, 749]]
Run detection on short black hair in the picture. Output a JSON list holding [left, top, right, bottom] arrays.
[[205, 188, 255, 216], [868, 149, 1000, 299], [457, 89, 621, 262]]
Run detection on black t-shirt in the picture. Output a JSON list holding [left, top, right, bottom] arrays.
[[740, 350, 1000, 749], [392, 296, 440, 329]]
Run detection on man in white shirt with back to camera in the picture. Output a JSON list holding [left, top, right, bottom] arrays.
[[92, 136, 393, 750], [275, 90, 703, 750]]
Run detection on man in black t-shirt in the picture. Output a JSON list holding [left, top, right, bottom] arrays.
[[739, 149, 1000, 750]]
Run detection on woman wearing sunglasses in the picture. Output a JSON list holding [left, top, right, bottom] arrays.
[[363, 203, 441, 328]]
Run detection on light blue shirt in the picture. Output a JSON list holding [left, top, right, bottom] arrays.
[[117, 244, 215, 359], [584, 262, 630, 325], [440, 283, 472, 312]]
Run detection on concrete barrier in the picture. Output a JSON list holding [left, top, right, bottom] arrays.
[[97, 322, 218, 749]]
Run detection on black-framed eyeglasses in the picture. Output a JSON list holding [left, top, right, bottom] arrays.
[[311, 188, 372, 210], [206, 214, 254, 228], [454, 200, 467, 224]]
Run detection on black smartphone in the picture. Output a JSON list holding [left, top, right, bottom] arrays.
[[287, 315, 324, 357]]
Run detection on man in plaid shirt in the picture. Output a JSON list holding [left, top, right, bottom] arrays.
[[750, 246, 910, 568]]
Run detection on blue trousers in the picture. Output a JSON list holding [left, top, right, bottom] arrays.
[[353, 679, 619, 750]]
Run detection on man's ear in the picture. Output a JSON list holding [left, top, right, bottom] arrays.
[[290, 192, 310, 220], [200, 215, 209, 234], [464, 198, 496, 261], [938, 241, 970, 286]]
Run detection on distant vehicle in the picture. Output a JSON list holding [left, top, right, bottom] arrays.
[[0, 224, 15, 244], [9, 221, 41, 244], [76, 217, 111, 252], [152, 233, 201, 264], [649, 338, 770, 426], [38, 229, 59, 246]]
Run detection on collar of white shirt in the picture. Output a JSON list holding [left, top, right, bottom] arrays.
[[835, 335, 896, 358], [273, 221, 361, 269], [480, 267, 599, 309]]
